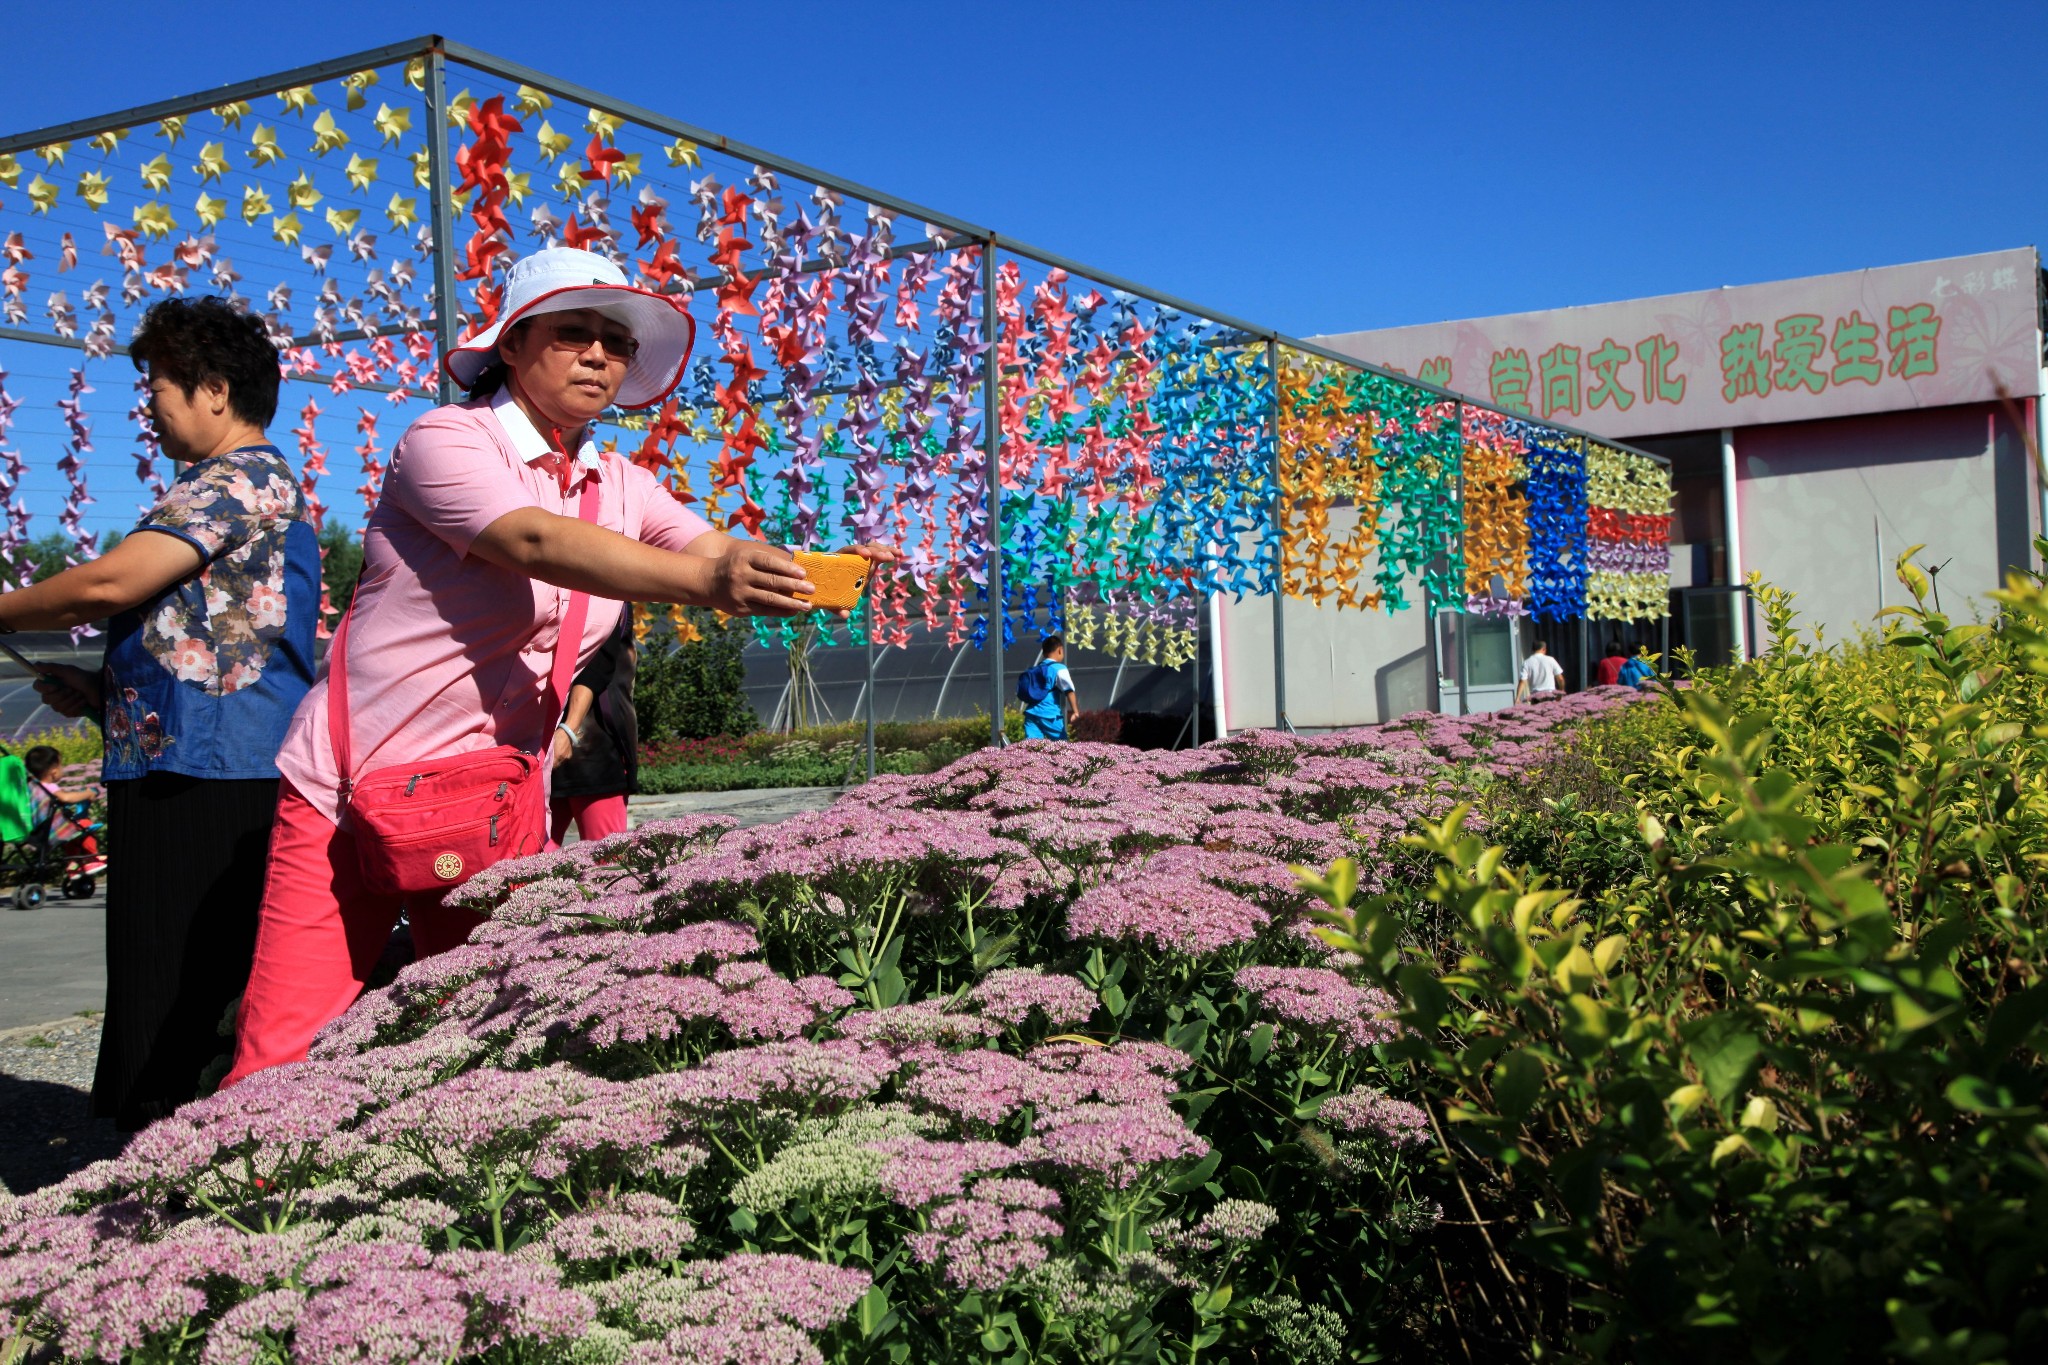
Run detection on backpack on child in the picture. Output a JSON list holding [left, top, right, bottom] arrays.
[[1016, 662, 1054, 706]]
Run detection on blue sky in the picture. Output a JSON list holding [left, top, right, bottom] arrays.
[[6, 0, 2043, 339]]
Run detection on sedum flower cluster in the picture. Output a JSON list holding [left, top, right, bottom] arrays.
[[1, 693, 1643, 1362]]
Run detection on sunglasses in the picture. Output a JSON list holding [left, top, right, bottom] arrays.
[[540, 318, 639, 363]]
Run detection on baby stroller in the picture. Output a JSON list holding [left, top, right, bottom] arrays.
[[0, 751, 105, 909]]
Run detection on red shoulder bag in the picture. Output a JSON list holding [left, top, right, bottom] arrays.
[[329, 477, 598, 896]]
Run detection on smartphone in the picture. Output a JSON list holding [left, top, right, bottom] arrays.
[[0, 638, 51, 681], [792, 551, 871, 612]]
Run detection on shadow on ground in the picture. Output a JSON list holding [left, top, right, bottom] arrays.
[[0, 1074, 125, 1196]]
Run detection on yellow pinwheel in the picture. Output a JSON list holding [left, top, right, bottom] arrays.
[[585, 108, 623, 142], [247, 125, 284, 166], [138, 154, 174, 192], [0, 154, 20, 189], [26, 176, 58, 214], [286, 171, 321, 210], [132, 202, 177, 241], [536, 120, 571, 161], [89, 128, 127, 155], [213, 100, 251, 128], [384, 193, 417, 229], [240, 185, 272, 224], [36, 141, 69, 167], [271, 211, 303, 245], [373, 103, 411, 147], [324, 206, 360, 236], [157, 115, 187, 144], [514, 84, 553, 115], [194, 192, 227, 228], [193, 142, 230, 184], [342, 70, 379, 111], [276, 85, 318, 116], [76, 171, 110, 210], [310, 111, 349, 156], [665, 139, 701, 168], [344, 154, 379, 192]]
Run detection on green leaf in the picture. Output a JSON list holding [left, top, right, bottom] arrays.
[[1983, 981, 2048, 1059], [1245, 1022, 1275, 1066], [1688, 1017, 1761, 1104], [1944, 1075, 2011, 1114], [1395, 963, 1449, 1030], [1166, 1150, 1222, 1194], [1492, 1048, 1545, 1122]]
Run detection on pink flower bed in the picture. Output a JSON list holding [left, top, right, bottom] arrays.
[[1, 690, 1639, 1363]]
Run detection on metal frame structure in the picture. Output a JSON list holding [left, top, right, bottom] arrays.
[[1, 34, 1676, 757]]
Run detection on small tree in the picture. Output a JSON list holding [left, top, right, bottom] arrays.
[[635, 606, 756, 743]]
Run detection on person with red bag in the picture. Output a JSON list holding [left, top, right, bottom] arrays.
[[224, 246, 890, 1084]]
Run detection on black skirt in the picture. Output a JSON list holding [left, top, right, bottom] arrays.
[[92, 773, 279, 1130]]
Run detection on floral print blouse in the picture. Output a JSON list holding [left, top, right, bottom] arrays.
[[100, 445, 320, 781]]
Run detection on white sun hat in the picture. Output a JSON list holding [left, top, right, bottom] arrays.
[[444, 247, 695, 409]]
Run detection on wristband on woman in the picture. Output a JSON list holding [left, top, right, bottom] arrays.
[[555, 722, 578, 751]]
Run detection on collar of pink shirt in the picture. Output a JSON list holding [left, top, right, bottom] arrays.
[[490, 387, 603, 490]]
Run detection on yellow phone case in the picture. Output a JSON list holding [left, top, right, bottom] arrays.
[[794, 551, 871, 611]]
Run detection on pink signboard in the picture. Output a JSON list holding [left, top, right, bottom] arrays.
[[1313, 248, 2041, 439]]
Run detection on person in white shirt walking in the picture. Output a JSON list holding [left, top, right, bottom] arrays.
[[1515, 639, 1567, 703]]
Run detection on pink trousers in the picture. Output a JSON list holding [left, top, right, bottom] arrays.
[[222, 782, 484, 1086], [549, 792, 629, 845]]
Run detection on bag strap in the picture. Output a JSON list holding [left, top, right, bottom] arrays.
[[329, 468, 603, 795]]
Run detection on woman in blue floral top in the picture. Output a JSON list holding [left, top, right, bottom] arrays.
[[1, 297, 318, 1129]]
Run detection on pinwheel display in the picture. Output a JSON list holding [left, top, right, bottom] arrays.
[[1584, 443, 1672, 621], [0, 41, 1672, 685]]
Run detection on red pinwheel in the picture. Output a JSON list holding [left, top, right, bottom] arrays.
[[558, 215, 611, 252], [630, 199, 668, 248], [580, 136, 626, 183], [637, 238, 684, 290]]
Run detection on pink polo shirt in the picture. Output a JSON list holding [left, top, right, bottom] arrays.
[[274, 392, 715, 824]]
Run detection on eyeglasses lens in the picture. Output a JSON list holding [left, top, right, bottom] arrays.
[[550, 321, 638, 361]]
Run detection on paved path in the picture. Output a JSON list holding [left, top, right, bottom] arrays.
[[0, 887, 107, 1032], [0, 784, 846, 1195]]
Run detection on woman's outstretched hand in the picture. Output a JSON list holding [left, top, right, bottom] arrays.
[[707, 541, 813, 617]]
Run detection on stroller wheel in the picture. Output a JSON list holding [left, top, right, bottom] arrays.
[[12, 882, 45, 910], [63, 875, 96, 900]]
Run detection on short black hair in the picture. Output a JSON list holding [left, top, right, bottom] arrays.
[[129, 296, 280, 429], [1533, 640, 1548, 653], [1041, 633, 1065, 653], [466, 318, 534, 402], [24, 746, 60, 776]]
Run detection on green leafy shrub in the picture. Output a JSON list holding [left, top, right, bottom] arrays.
[[4, 722, 104, 768], [636, 609, 757, 743], [1304, 555, 2048, 1362]]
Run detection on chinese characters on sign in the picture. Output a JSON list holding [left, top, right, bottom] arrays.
[[1470, 303, 1944, 418], [1314, 249, 2038, 439]]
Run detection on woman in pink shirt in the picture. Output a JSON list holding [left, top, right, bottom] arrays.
[[226, 247, 882, 1083]]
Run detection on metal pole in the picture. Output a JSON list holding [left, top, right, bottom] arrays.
[[1659, 610, 1670, 678], [982, 241, 1005, 747], [1191, 598, 1202, 748], [1453, 400, 1468, 717], [1577, 619, 1589, 695], [1424, 586, 1442, 714], [1719, 428, 1745, 658], [424, 45, 461, 405], [1266, 338, 1289, 731], [863, 589, 876, 782]]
